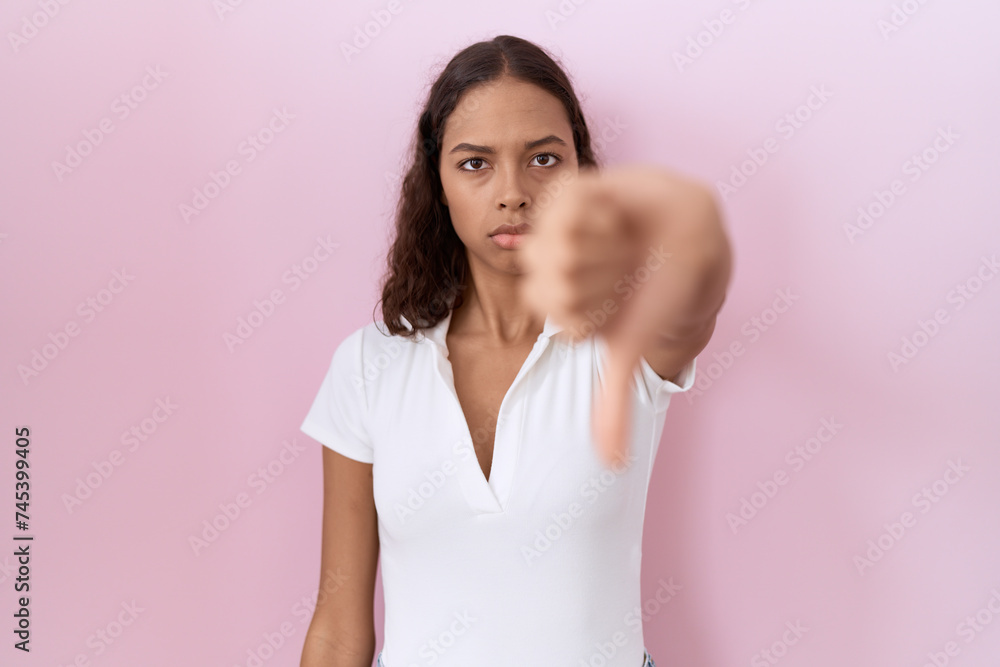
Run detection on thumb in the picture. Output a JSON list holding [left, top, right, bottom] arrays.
[[592, 319, 645, 469], [591, 244, 666, 468]]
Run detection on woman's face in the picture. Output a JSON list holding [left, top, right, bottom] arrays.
[[438, 76, 580, 275]]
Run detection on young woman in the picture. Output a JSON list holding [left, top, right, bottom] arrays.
[[299, 34, 731, 667]]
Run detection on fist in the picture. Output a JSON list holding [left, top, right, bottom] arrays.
[[519, 164, 720, 467]]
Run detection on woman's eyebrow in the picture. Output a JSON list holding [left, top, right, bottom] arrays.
[[447, 134, 568, 155]]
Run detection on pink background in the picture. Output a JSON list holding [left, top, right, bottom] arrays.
[[3, 1, 999, 665]]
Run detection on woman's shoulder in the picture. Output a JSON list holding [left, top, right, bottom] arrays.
[[338, 317, 427, 366], [316, 318, 424, 394], [329, 318, 411, 351]]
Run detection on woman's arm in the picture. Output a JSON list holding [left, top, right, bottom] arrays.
[[300, 448, 379, 667], [519, 164, 732, 466]]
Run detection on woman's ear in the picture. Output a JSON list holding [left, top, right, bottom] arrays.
[[440, 190, 448, 207]]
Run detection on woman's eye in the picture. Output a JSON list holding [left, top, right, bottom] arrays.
[[531, 153, 561, 167], [460, 158, 487, 171], [459, 153, 561, 172]]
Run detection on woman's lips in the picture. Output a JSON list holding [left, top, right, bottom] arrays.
[[490, 232, 527, 249]]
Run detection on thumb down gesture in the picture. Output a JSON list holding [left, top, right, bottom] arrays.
[[519, 164, 731, 468]]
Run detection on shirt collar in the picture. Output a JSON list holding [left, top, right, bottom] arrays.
[[399, 310, 564, 350]]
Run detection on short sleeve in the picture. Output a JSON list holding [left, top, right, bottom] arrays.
[[300, 328, 374, 463], [637, 354, 697, 413], [594, 336, 697, 413]]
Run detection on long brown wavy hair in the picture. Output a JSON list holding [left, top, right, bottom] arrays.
[[374, 34, 601, 340]]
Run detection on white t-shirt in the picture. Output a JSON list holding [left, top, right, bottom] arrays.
[[300, 308, 697, 666]]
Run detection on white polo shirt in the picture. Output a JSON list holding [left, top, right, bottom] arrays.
[[300, 308, 696, 667]]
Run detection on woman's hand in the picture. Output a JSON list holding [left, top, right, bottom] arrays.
[[519, 164, 730, 468]]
